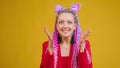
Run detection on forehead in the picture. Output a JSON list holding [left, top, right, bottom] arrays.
[[58, 12, 74, 21]]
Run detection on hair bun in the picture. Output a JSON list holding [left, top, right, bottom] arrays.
[[55, 4, 64, 14], [71, 3, 81, 13]]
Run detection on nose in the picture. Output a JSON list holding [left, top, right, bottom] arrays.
[[62, 22, 69, 30], [63, 22, 68, 27]]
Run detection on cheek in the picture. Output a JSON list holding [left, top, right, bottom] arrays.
[[73, 24, 77, 30], [56, 24, 61, 31]]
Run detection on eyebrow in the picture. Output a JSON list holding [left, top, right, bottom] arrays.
[[67, 20, 73, 22], [59, 19, 73, 22], [58, 20, 64, 22]]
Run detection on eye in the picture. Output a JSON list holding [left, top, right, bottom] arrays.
[[67, 21, 73, 25], [58, 21, 64, 24]]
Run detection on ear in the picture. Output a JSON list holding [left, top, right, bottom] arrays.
[[71, 3, 81, 13], [55, 4, 64, 14]]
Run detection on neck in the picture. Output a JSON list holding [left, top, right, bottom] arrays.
[[60, 36, 72, 46]]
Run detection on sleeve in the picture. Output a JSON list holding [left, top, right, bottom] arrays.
[[78, 40, 93, 68], [40, 41, 53, 68]]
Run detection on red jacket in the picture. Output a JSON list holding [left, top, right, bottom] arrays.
[[40, 40, 92, 68]]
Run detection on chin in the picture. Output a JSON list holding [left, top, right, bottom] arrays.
[[61, 34, 72, 38], [59, 31, 73, 38]]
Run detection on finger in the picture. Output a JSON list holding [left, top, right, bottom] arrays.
[[51, 34, 53, 40], [83, 29, 91, 38], [44, 27, 52, 40], [80, 29, 91, 44], [80, 39, 84, 44], [86, 29, 91, 35], [84, 30, 90, 34]]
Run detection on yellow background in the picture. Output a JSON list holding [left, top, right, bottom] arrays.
[[0, 0, 120, 68]]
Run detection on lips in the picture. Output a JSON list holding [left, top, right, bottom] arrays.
[[61, 29, 70, 34]]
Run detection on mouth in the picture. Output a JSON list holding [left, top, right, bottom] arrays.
[[61, 29, 70, 34]]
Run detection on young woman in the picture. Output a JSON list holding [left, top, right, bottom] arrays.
[[40, 3, 92, 68]]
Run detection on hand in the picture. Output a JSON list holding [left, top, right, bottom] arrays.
[[79, 29, 91, 52], [44, 27, 54, 55]]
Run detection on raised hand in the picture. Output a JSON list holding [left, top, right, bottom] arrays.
[[79, 29, 91, 52], [44, 27, 54, 55]]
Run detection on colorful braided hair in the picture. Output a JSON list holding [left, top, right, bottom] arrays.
[[53, 3, 91, 68]]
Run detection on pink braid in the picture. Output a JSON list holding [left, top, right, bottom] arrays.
[[53, 23, 58, 68]]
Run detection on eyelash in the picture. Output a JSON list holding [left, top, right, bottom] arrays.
[[68, 21, 72, 24], [59, 21, 63, 24], [58, 21, 73, 25]]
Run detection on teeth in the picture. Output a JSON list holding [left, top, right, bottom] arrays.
[[63, 29, 69, 31], [61, 28, 70, 33], [62, 29, 69, 31], [62, 30, 69, 33]]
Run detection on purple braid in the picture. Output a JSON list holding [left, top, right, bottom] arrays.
[[72, 17, 82, 68]]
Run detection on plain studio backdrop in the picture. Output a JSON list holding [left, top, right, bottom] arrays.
[[0, 0, 120, 68]]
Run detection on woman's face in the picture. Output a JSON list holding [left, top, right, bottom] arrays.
[[56, 12, 77, 38]]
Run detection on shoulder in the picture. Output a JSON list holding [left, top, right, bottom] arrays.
[[42, 41, 48, 47], [85, 40, 91, 48], [42, 41, 49, 51], [85, 40, 92, 54], [85, 40, 90, 45]]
